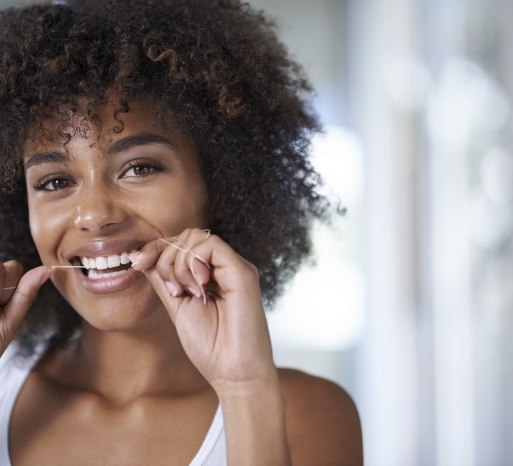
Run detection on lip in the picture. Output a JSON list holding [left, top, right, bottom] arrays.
[[66, 238, 148, 261], [73, 266, 143, 294], [65, 238, 150, 294]]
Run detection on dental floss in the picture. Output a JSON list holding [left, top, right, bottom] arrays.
[[1, 265, 88, 290], [3, 231, 211, 293], [159, 237, 211, 270]]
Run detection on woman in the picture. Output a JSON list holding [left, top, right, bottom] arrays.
[[0, 0, 363, 464]]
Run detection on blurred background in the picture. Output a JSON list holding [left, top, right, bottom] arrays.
[[251, 1, 513, 465], [2, 0, 512, 465]]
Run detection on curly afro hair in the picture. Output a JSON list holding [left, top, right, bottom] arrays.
[[0, 0, 329, 357]]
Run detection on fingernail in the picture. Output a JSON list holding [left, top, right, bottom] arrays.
[[165, 281, 179, 297], [186, 286, 202, 299]]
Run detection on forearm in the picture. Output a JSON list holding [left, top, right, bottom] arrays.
[[218, 374, 292, 466]]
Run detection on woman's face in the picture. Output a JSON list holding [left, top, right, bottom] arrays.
[[23, 99, 209, 331]]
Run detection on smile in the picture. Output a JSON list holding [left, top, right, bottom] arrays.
[[81, 251, 132, 269], [67, 240, 146, 293], [80, 251, 134, 279]]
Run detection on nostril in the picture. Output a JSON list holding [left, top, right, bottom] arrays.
[[74, 202, 127, 232]]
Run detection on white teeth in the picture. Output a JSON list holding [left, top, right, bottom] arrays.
[[96, 257, 108, 270], [107, 255, 121, 268], [80, 251, 136, 271], [87, 268, 129, 280]]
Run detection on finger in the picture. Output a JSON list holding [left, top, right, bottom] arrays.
[[172, 241, 205, 300], [138, 237, 192, 298], [153, 239, 179, 278], [190, 256, 210, 287], [130, 239, 164, 271], [153, 247, 185, 298], [158, 229, 255, 295], [139, 229, 211, 301], [133, 230, 209, 269], [186, 234, 259, 294], [1, 266, 51, 341], [161, 234, 211, 271], [0, 261, 24, 304], [150, 240, 203, 301], [188, 256, 209, 303], [165, 230, 213, 302], [142, 267, 181, 324]]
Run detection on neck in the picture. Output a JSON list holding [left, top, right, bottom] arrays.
[[43, 315, 210, 406]]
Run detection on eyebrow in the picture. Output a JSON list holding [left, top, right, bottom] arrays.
[[107, 133, 175, 155], [24, 132, 175, 170], [24, 151, 69, 171]]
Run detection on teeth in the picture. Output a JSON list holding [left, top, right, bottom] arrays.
[[80, 251, 136, 270], [87, 257, 96, 269], [107, 255, 121, 268], [96, 257, 108, 270], [87, 268, 130, 280]]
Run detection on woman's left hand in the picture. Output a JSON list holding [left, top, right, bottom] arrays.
[[131, 228, 277, 395]]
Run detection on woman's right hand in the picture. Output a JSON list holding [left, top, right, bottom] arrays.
[[0, 261, 50, 356]]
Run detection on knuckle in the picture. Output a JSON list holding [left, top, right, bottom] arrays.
[[179, 228, 193, 239], [241, 260, 260, 281], [12, 261, 23, 276], [2, 261, 23, 282], [208, 233, 220, 242], [156, 258, 173, 277], [15, 286, 35, 300], [5, 261, 23, 276]]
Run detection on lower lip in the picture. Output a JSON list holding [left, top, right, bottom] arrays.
[[74, 267, 143, 294]]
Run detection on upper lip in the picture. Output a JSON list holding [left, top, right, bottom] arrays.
[[66, 239, 149, 261]]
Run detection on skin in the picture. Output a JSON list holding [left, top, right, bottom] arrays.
[[0, 99, 363, 465]]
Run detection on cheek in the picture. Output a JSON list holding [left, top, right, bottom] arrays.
[[139, 178, 209, 233], [28, 199, 66, 260], [28, 212, 51, 261], [155, 184, 209, 232], [28, 198, 43, 245]]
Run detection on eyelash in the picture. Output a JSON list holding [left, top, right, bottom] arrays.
[[32, 159, 164, 192], [33, 175, 74, 192], [122, 159, 164, 178]]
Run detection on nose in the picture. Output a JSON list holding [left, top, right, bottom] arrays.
[[73, 183, 128, 233]]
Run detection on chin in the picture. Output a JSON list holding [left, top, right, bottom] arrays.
[[69, 290, 169, 333]]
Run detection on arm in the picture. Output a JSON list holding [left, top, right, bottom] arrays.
[[134, 228, 292, 465], [217, 368, 363, 466], [218, 374, 291, 466], [134, 228, 363, 465]]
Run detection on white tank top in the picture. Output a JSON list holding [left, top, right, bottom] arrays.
[[0, 343, 227, 466]]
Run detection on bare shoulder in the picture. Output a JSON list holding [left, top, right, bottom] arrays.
[[277, 368, 363, 466]]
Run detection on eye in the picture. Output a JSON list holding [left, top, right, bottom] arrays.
[[33, 176, 74, 192], [123, 159, 164, 178]]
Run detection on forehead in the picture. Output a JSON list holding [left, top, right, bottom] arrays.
[[23, 98, 170, 156]]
